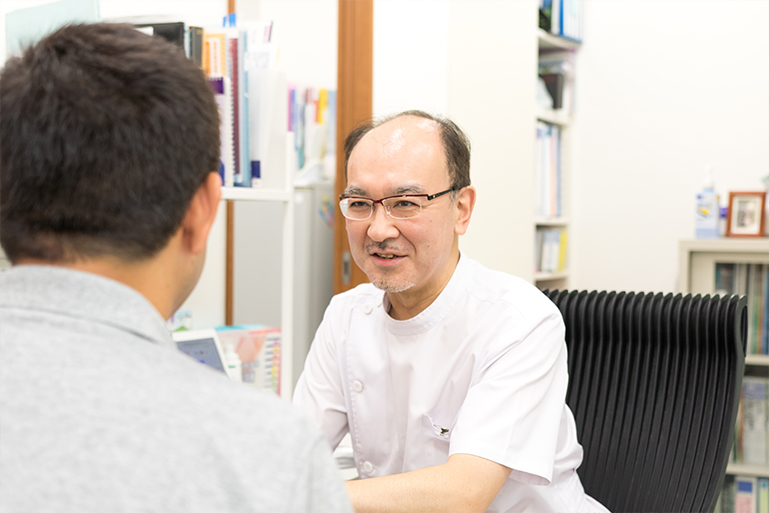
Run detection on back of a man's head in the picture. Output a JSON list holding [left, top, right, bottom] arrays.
[[0, 23, 220, 264]]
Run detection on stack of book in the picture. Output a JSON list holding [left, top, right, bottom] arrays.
[[716, 475, 769, 513], [201, 18, 280, 189], [535, 227, 568, 274], [715, 263, 769, 355], [535, 122, 562, 219], [731, 377, 769, 466], [539, 0, 583, 42], [216, 324, 282, 396], [288, 87, 337, 179], [126, 16, 282, 190], [538, 51, 575, 114]]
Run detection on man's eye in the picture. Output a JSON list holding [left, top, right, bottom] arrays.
[[349, 200, 370, 209], [393, 200, 419, 208]]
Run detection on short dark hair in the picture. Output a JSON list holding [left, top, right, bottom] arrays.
[[343, 110, 471, 196], [0, 23, 220, 263]]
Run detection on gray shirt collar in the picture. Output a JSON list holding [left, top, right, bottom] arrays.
[[0, 265, 174, 349]]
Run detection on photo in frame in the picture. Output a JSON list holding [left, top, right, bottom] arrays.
[[726, 191, 767, 237]]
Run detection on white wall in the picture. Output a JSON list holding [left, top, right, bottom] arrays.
[[373, 0, 449, 116], [447, 0, 537, 278], [238, 0, 337, 89], [570, 0, 770, 293], [373, 0, 538, 278], [372, 0, 769, 292]]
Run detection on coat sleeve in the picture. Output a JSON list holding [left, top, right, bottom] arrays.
[[448, 302, 569, 485], [293, 299, 350, 451]]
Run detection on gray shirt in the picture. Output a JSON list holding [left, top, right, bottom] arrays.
[[0, 265, 352, 513]]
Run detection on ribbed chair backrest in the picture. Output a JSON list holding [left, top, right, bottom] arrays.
[[542, 290, 747, 513]]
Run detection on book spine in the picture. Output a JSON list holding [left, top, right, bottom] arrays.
[[741, 377, 769, 466], [189, 26, 203, 68], [759, 477, 769, 513]]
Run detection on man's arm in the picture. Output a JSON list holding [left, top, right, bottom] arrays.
[[293, 300, 349, 450], [345, 454, 511, 513]]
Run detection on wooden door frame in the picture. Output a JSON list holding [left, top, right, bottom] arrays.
[[334, 0, 373, 294]]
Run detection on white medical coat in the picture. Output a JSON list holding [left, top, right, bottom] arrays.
[[294, 255, 609, 512]]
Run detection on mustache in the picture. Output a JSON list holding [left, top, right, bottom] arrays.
[[366, 242, 406, 254]]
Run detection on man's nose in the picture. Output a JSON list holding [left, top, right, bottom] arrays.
[[367, 203, 400, 242]]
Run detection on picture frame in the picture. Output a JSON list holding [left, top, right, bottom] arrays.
[[726, 191, 767, 237]]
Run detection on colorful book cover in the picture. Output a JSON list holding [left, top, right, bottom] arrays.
[[735, 476, 757, 513]]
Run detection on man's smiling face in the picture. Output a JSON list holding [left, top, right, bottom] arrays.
[[344, 116, 461, 302]]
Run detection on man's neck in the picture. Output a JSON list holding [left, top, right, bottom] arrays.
[[385, 251, 461, 321], [16, 255, 177, 320]]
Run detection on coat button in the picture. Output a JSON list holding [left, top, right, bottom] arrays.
[[362, 461, 374, 474], [352, 380, 364, 393], [363, 304, 373, 314]]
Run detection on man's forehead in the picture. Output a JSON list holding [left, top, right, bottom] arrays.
[[344, 183, 427, 196], [362, 115, 441, 146], [349, 117, 445, 172]]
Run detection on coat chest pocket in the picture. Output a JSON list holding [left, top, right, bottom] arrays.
[[421, 414, 452, 465]]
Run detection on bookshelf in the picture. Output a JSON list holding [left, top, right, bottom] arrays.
[[533, 28, 578, 288], [678, 238, 769, 485]]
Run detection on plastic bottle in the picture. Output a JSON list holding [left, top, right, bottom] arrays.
[[695, 167, 720, 239], [223, 344, 243, 382]]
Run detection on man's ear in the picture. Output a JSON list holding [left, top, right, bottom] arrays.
[[454, 186, 476, 235], [182, 172, 222, 255]]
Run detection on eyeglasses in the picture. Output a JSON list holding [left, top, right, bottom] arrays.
[[339, 187, 459, 220]]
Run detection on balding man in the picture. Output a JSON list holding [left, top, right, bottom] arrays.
[[294, 111, 609, 513]]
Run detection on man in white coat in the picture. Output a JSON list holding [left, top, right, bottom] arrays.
[[293, 111, 610, 513]]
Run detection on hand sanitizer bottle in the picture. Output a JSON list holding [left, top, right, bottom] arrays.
[[223, 344, 243, 382], [696, 167, 720, 239]]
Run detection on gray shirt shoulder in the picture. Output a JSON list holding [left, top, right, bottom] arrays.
[[0, 266, 352, 513]]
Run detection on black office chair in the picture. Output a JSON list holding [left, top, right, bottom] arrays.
[[542, 290, 747, 513]]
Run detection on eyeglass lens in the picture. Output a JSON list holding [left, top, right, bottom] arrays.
[[342, 197, 423, 219]]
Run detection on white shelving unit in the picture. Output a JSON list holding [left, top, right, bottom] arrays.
[[537, 27, 581, 51], [536, 107, 571, 127], [725, 463, 769, 478], [678, 237, 769, 480], [183, 131, 296, 400], [534, 217, 570, 227], [534, 29, 579, 289]]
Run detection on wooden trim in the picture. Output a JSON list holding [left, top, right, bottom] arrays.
[[334, 0, 373, 294], [225, 200, 234, 325]]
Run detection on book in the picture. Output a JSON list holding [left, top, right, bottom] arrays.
[[715, 263, 768, 355], [208, 77, 235, 188], [759, 478, 769, 513], [735, 476, 757, 513], [741, 377, 769, 466], [558, 230, 569, 271], [215, 325, 282, 395], [133, 21, 185, 49], [188, 26, 203, 68], [535, 227, 567, 273], [203, 31, 227, 76], [722, 475, 736, 513], [541, 0, 583, 43], [535, 122, 562, 219]]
